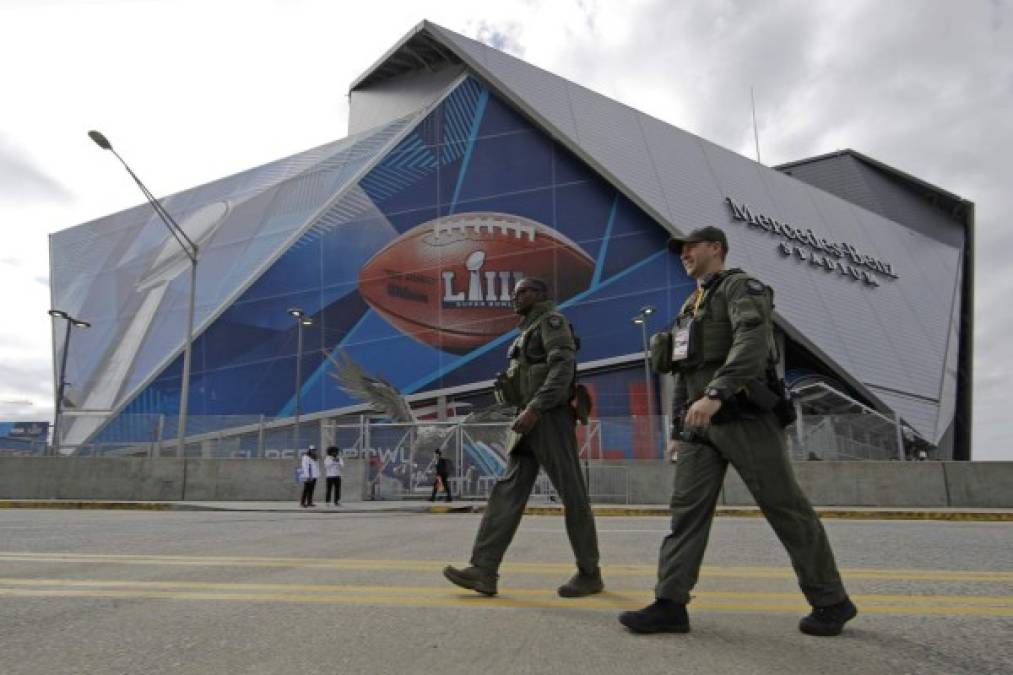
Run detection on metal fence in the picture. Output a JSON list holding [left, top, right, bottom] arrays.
[[322, 419, 629, 502], [42, 383, 918, 467], [50, 413, 326, 458], [785, 383, 907, 461]]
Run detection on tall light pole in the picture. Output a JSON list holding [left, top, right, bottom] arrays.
[[48, 309, 90, 456], [287, 308, 314, 450], [88, 130, 198, 458], [632, 306, 656, 452]]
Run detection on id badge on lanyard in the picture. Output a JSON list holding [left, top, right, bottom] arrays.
[[672, 319, 694, 362]]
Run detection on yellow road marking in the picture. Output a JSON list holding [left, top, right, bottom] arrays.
[[0, 584, 1011, 616], [0, 578, 1010, 607], [0, 553, 1009, 583]]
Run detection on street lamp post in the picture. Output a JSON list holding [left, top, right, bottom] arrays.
[[88, 131, 198, 458], [287, 308, 314, 451], [632, 306, 656, 453], [48, 309, 90, 456]]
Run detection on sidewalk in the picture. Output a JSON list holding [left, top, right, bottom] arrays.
[[1, 499, 1011, 521]]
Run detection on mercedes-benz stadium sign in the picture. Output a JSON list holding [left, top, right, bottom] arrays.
[[725, 197, 899, 287]]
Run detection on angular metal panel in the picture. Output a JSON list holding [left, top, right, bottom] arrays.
[[565, 84, 668, 220], [349, 64, 465, 136]]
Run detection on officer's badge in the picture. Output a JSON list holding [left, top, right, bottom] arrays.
[[547, 315, 564, 329], [746, 279, 765, 294]]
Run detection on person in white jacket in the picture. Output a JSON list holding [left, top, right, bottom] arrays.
[[324, 446, 344, 506], [300, 446, 320, 508]]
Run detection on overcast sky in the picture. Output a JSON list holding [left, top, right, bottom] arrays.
[[1, 0, 1009, 459]]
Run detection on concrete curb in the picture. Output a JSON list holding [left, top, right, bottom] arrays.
[[486, 505, 1013, 522], [0, 500, 173, 511], [2, 500, 1011, 521]]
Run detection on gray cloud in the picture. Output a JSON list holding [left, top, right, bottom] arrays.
[[0, 135, 74, 204], [472, 20, 526, 57], [0, 357, 53, 405]]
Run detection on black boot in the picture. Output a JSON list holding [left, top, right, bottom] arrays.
[[618, 599, 690, 634], [558, 567, 604, 597], [442, 565, 498, 596], [799, 597, 857, 636]]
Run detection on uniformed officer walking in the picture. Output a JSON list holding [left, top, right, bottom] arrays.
[[619, 226, 857, 637], [443, 277, 603, 598]]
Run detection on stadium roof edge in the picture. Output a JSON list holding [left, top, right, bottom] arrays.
[[775, 149, 973, 223], [349, 20, 462, 92]]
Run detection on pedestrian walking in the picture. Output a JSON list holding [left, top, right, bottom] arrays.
[[443, 277, 603, 598], [619, 226, 856, 637], [429, 448, 452, 502]]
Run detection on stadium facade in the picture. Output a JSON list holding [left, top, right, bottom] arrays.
[[49, 21, 973, 460]]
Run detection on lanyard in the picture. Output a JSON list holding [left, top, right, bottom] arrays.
[[692, 288, 706, 317]]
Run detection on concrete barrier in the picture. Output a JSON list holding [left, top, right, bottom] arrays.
[[0, 457, 364, 503], [608, 460, 1013, 508], [720, 461, 950, 507], [0, 457, 1010, 507], [942, 462, 1013, 508], [0, 457, 184, 501]]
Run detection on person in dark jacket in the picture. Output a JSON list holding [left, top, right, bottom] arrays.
[[429, 449, 453, 502]]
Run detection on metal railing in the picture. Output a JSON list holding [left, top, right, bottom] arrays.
[[42, 396, 918, 466], [321, 418, 632, 502]]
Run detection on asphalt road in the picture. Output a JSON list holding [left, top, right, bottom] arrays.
[[0, 509, 1010, 675]]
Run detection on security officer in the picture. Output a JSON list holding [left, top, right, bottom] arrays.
[[443, 277, 603, 598], [618, 226, 857, 637]]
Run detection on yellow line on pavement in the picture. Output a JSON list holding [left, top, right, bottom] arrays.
[[0, 584, 1011, 616], [0, 552, 1009, 583], [1, 578, 1010, 608]]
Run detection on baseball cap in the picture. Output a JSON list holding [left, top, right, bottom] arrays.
[[667, 226, 729, 255]]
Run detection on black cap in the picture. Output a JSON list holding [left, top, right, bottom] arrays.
[[667, 226, 729, 255]]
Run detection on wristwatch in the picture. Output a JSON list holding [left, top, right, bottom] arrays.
[[704, 387, 724, 401]]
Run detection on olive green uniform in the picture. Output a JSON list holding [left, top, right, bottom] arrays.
[[470, 300, 600, 574], [656, 270, 847, 608]]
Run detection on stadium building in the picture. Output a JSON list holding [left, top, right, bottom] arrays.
[[49, 20, 973, 461]]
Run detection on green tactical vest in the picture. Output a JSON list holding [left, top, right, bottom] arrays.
[[505, 301, 576, 406], [674, 268, 750, 367]]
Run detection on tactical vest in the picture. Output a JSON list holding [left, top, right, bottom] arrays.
[[503, 305, 576, 406], [682, 271, 737, 364], [665, 268, 762, 371]]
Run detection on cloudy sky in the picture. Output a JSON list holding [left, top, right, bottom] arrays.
[[0, 0, 1009, 459]]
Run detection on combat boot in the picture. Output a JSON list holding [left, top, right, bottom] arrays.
[[798, 597, 858, 636], [618, 599, 690, 634], [442, 565, 498, 596], [557, 566, 604, 597]]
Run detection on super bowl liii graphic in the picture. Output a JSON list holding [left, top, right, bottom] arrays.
[[358, 212, 593, 353]]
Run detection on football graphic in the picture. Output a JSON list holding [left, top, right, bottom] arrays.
[[358, 212, 595, 353]]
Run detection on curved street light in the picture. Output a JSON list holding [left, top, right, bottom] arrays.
[[88, 130, 198, 458]]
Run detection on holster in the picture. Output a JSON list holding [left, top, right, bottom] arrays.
[[768, 374, 797, 428], [571, 383, 592, 425], [493, 370, 524, 407], [648, 331, 673, 374], [724, 373, 796, 428]]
